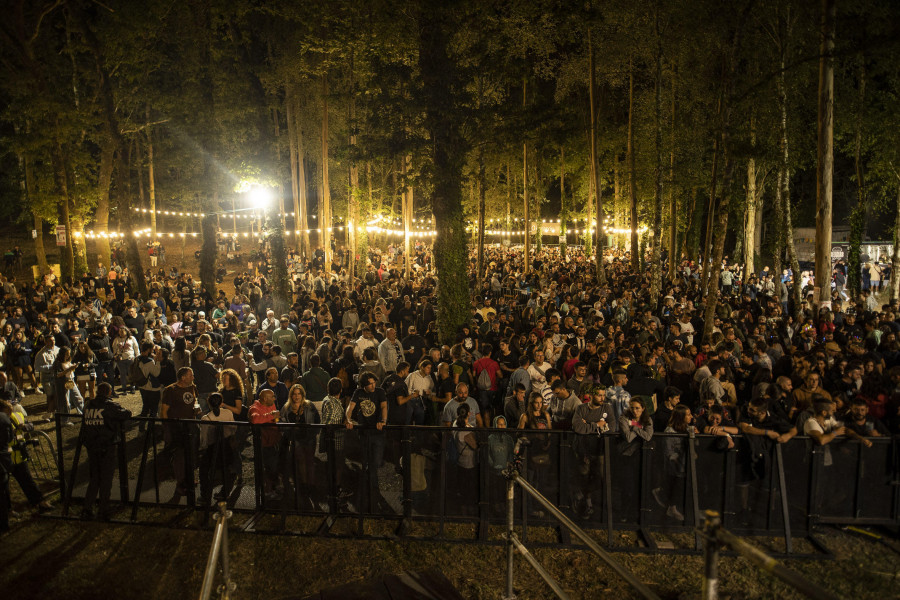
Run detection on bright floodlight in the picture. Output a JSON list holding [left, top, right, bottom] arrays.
[[248, 185, 272, 209]]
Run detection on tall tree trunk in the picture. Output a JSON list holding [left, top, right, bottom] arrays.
[[23, 154, 49, 275], [94, 136, 114, 268], [298, 123, 309, 259], [32, 211, 49, 275], [349, 54, 360, 283], [136, 134, 146, 210], [402, 153, 413, 277], [814, 0, 836, 308], [146, 107, 157, 241], [701, 80, 724, 297], [320, 74, 332, 268], [773, 166, 786, 303], [701, 3, 752, 341], [560, 146, 567, 260], [523, 78, 531, 273], [506, 163, 512, 234], [120, 142, 149, 298], [71, 5, 148, 296], [588, 30, 605, 283], [682, 187, 699, 260], [891, 182, 900, 302], [476, 147, 486, 288], [267, 210, 291, 313], [286, 87, 301, 244], [390, 156, 399, 224], [668, 75, 677, 278], [627, 58, 639, 272], [613, 157, 621, 249], [744, 113, 758, 282], [650, 14, 663, 304], [848, 55, 866, 298], [51, 139, 75, 279], [784, 178, 803, 322], [419, 0, 468, 343]]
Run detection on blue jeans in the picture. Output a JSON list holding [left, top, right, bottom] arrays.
[[116, 359, 133, 390], [55, 379, 84, 414], [410, 399, 426, 426], [98, 360, 116, 389]]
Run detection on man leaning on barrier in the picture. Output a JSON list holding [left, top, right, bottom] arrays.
[[160, 367, 201, 502], [572, 385, 616, 519], [345, 372, 390, 512]]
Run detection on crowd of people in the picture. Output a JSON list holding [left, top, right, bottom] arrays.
[[1, 236, 899, 531]]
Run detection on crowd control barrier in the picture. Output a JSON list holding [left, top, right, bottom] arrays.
[[53, 414, 900, 555]]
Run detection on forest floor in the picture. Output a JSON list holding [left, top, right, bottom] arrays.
[[1, 505, 898, 599]]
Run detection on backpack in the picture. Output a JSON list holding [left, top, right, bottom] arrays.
[[129, 358, 149, 387], [445, 432, 462, 465], [476, 367, 493, 391]]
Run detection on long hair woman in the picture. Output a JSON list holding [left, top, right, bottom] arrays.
[[219, 368, 245, 420], [656, 404, 694, 522], [72, 341, 98, 401], [283, 383, 320, 509], [52, 346, 84, 418], [448, 403, 478, 513]]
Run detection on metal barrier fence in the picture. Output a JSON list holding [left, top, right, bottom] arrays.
[[53, 414, 900, 553]]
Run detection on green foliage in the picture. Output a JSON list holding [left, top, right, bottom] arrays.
[[0, 0, 897, 286]]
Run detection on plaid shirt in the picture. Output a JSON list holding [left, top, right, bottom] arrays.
[[606, 386, 632, 422]]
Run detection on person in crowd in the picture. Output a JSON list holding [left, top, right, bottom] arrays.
[[136, 342, 163, 430], [441, 382, 482, 429], [447, 403, 478, 511], [52, 346, 84, 419], [197, 392, 236, 506], [571, 385, 614, 518], [656, 404, 694, 522], [34, 334, 59, 414], [111, 326, 139, 394], [472, 343, 501, 423], [619, 398, 654, 446], [160, 367, 200, 501], [843, 396, 888, 442], [80, 383, 131, 520], [249, 388, 282, 497], [256, 367, 288, 411], [405, 359, 435, 426], [606, 370, 631, 421], [72, 340, 98, 401], [548, 378, 580, 430], [282, 384, 319, 508]]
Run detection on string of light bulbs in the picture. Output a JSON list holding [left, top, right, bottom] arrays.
[[132, 207, 341, 222]]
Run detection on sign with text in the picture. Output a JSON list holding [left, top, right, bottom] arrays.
[[55, 225, 66, 247]]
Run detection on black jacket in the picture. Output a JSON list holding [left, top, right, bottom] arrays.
[[81, 399, 132, 450]]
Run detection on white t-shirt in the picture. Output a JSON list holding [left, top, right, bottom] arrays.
[[803, 416, 841, 436]]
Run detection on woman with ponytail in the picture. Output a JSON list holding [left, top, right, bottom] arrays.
[[198, 392, 237, 506]]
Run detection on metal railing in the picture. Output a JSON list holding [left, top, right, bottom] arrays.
[[502, 440, 660, 600], [51, 413, 900, 555], [25, 419, 60, 484], [699, 510, 839, 600], [199, 502, 236, 600]]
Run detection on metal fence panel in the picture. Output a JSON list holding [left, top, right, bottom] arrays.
[[54, 417, 898, 539]]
